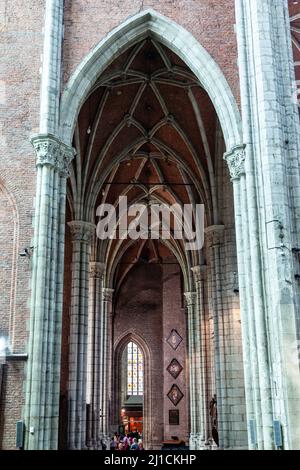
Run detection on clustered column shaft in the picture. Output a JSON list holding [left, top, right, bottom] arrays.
[[185, 289, 207, 450], [67, 220, 95, 449], [101, 288, 114, 443], [24, 134, 74, 449], [191, 266, 209, 446], [86, 262, 105, 448], [205, 225, 227, 449]]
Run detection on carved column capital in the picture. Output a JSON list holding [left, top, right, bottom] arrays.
[[90, 262, 105, 279], [205, 225, 225, 247], [223, 144, 246, 181], [102, 288, 114, 303], [191, 265, 206, 283], [68, 220, 96, 243], [184, 291, 197, 307], [31, 133, 75, 177]]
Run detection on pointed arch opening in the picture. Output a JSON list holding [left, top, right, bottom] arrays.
[[59, 8, 242, 152], [60, 7, 246, 451], [113, 333, 152, 449]]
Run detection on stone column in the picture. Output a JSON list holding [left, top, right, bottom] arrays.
[[184, 291, 202, 450], [101, 287, 114, 444], [39, 0, 64, 134], [205, 224, 226, 448], [235, 0, 300, 449], [24, 134, 74, 449], [67, 220, 96, 449], [224, 145, 262, 449], [191, 265, 209, 446], [86, 262, 105, 449]]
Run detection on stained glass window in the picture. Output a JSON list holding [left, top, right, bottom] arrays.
[[127, 341, 143, 396]]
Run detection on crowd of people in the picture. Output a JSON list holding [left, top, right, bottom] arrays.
[[109, 432, 144, 451]]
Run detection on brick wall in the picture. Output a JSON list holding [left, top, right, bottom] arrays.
[[62, 0, 239, 104]]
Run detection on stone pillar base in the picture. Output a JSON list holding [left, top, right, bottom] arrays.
[[189, 433, 207, 450]]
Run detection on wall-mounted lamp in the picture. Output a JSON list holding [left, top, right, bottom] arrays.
[[19, 247, 34, 258]]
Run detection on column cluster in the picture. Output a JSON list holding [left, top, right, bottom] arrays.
[[184, 279, 208, 451], [24, 134, 74, 449], [205, 225, 227, 448], [86, 262, 105, 448], [224, 145, 272, 449], [67, 220, 96, 449], [101, 288, 114, 444], [231, 0, 300, 450], [191, 266, 209, 448]]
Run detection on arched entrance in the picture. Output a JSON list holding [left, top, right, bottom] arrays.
[[58, 14, 246, 448], [113, 334, 151, 448], [26, 8, 246, 451], [22, 3, 300, 452]]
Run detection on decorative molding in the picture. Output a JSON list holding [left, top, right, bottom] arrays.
[[205, 225, 225, 246], [184, 292, 196, 307], [223, 144, 246, 181], [31, 133, 75, 177], [68, 220, 96, 243], [191, 265, 206, 283], [90, 261, 105, 279], [166, 329, 183, 350], [102, 287, 114, 303], [167, 359, 183, 379]]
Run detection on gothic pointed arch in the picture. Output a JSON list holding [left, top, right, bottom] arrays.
[[59, 8, 242, 152], [113, 332, 152, 448]]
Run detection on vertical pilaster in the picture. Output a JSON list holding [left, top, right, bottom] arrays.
[[24, 135, 74, 449], [24, 0, 66, 451], [224, 146, 262, 449], [235, 0, 300, 449], [67, 220, 95, 450], [191, 265, 209, 446], [86, 262, 105, 449], [40, 0, 64, 134], [184, 292, 197, 450], [101, 287, 114, 444], [205, 225, 226, 448]]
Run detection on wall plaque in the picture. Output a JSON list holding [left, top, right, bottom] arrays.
[[167, 384, 184, 406], [167, 358, 183, 379], [166, 329, 183, 350], [169, 409, 179, 425]]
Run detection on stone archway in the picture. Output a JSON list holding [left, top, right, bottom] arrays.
[[113, 332, 152, 449], [59, 8, 242, 152], [25, 8, 245, 451]]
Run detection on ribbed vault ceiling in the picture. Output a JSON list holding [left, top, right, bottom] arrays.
[[68, 38, 222, 292]]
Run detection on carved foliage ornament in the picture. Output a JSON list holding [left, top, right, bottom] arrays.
[[184, 292, 196, 308], [68, 220, 96, 243], [102, 288, 114, 303], [31, 134, 75, 177], [223, 145, 246, 181], [90, 262, 105, 279]]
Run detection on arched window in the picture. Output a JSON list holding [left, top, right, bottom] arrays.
[[127, 341, 143, 396]]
